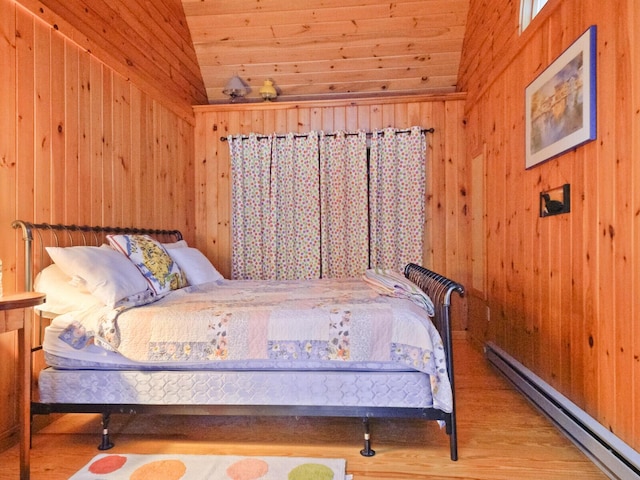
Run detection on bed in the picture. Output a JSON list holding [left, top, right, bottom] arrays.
[[13, 220, 464, 462]]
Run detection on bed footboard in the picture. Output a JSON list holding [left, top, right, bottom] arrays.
[[404, 263, 465, 460]]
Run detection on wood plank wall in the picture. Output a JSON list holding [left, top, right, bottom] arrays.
[[192, 94, 470, 323], [0, 0, 196, 447], [458, 0, 640, 451], [16, 0, 208, 119]]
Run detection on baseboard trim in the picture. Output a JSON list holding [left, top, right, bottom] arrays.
[[485, 342, 639, 480], [0, 427, 18, 454]]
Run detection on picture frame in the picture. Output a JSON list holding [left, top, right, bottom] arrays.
[[525, 26, 597, 169], [540, 184, 571, 217]]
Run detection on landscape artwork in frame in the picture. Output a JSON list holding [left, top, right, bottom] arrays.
[[525, 26, 597, 169]]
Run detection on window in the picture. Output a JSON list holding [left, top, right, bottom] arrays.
[[520, 0, 549, 32]]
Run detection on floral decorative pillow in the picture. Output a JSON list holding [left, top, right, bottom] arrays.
[[107, 234, 187, 296]]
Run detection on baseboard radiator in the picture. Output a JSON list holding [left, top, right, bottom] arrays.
[[485, 342, 640, 480]]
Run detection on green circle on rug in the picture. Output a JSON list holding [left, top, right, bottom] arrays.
[[288, 463, 334, 480]]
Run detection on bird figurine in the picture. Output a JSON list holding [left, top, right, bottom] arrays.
[[542, 193, 564, 215]]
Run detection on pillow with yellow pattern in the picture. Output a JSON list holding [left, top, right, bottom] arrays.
[[107, 234, 187, 296]]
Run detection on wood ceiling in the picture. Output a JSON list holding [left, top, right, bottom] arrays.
[[181, 0, 470, 103], [18, 0, 469, 109]]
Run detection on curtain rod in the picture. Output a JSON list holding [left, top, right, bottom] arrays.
[[220, 127, 434, 142]]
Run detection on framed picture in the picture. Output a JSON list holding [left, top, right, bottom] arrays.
[[525, 26, 597, 169], [540, 184, 571, 217]]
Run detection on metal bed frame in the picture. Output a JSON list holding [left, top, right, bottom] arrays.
[[13, 220, 464, 461]]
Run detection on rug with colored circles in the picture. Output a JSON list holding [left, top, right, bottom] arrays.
[[69, 453, 351, 480]]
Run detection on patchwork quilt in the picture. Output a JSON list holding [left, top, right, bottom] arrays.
[[56, 277, 452, 412]]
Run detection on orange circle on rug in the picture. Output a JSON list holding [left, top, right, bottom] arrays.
[[130, 459, 187, 480], [288, 463, 334, 480], [88, 455, 127, 474], [226, 458, 269, 480]]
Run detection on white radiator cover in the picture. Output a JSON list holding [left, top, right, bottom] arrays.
[[485, 342, 640, 480]]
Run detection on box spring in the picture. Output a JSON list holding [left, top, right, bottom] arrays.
[[38, 367, 434, 408]]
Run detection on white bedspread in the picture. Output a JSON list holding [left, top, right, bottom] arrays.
[[52, 278, 452, 412]]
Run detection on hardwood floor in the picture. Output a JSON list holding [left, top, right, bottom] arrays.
[[0, 338, 607, 479]]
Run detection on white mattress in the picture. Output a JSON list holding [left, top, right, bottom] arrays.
[[38, 367, 434, 408]]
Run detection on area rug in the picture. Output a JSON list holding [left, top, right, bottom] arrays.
[[69, 453, 351, 480]]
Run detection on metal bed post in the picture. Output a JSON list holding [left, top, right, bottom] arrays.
[[404, 263, 464, 461], [12, 221, 34, 292]]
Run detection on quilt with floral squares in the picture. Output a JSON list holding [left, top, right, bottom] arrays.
[[58, 277, 452, 412]]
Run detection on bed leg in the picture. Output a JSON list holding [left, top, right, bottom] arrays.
[[360, 418, 375, 457], [98, 413, 114, 451], [449, 414, 458, 461]]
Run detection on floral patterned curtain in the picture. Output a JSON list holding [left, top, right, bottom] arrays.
[[230, 127, 425, 279], [230, 132, 320, 280], [369, 126, 426, 271], [319, 131, 369, 277], [271, 132, 321, 279], [229, 133, 274, 280]]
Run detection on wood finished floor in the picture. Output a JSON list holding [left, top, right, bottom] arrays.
[[0, 338, 607, 479]]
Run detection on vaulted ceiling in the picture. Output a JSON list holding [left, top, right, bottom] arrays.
[[19, 0, 469, 108], [182, 0, 470, 103]]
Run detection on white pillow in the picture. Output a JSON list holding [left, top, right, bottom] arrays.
[[167, 247, 223, 285], [46, 245, 149, 307], [163, 239, 188, 250], [34, 264, 103, 317]]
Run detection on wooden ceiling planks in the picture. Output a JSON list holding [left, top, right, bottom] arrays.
[[182, 0, 470, 103], [17, 0, 469, 106]]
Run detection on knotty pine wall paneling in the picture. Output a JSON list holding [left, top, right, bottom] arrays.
[[0, 0, 196, 447], [458, 0, 640, 451], [192, 95, 470, 330], [0, 2, 18, 450], [16, 0, 207, 118]]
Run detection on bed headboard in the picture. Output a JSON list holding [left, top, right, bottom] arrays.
[[11, 221, 183, 292]]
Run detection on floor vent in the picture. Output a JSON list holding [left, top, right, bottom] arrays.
[[485, 342, 639, 480]]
